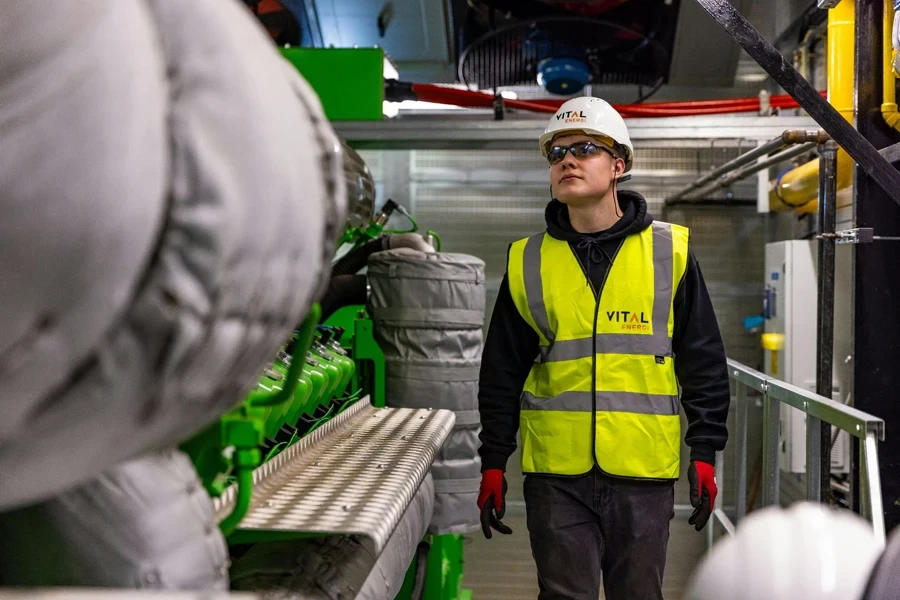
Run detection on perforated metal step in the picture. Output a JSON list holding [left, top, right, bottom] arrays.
[[213, 398, 455, 554]]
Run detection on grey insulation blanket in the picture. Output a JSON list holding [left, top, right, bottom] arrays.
[[367, 249, 486, 535], [0, 450, 229, 590], [0, 0, 346, 510], [229, 473, 435, 599]]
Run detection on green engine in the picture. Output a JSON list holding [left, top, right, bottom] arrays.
[[180, 43, 472, 600]]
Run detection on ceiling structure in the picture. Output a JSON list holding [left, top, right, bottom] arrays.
[[306, 0, 816, 102]]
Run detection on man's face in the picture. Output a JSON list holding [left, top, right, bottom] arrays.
[[548, 134, 624, 207]]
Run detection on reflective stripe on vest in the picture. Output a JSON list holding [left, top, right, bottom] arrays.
[[507, 221, 690, 479]]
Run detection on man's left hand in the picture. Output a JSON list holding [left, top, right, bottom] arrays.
[[688, 460, 717, 531]]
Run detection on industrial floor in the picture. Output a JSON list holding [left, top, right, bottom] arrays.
[[462, 447, 708, 599], [461, 506, 706, 599]]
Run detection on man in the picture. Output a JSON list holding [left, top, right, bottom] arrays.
[[476, 97, 730, 600]]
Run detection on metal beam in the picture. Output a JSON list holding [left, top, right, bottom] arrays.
[[813, 140, 839, 505], [692, 0, 900, 207], [854, 0, 900, 533], [335, 116, 819, 150]]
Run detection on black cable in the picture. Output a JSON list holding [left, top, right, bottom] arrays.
[[616, 177, 623, 219], [410, 541, 431, 600], [331, 238, 388, 277], [320, 275, 368, 321], [634, 76, 665, 103]]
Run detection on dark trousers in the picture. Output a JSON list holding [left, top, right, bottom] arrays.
[[523, 470, 674, 600]]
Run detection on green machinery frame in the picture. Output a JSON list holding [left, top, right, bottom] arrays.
[[181, 45, 471, 599], [326, 306, 469, 600], [324, 306, 384, 407], [396, 535, 471, 600]]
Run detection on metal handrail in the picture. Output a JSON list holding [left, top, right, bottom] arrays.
[[708, 359, 887, 549]]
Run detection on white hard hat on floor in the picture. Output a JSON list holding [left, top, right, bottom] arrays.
[[686, 503, 882, 600], [539, 97, 634, 172]]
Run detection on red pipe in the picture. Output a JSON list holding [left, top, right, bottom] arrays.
[[407, 83, 826, 118], [499, 91, 824, 111], [411, 84, 558, 113]]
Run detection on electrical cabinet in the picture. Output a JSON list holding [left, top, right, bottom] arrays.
[[763, 240, 850, 474]]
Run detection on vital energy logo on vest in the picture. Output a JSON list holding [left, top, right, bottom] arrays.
[[606, 310, 650, 332]]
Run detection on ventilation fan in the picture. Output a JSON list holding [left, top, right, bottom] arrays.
[[456, 0, 678, 100]]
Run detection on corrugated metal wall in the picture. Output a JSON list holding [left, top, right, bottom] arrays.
[[363, 145, 759, 324]]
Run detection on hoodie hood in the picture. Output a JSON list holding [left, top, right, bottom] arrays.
[[545, 189, 653, 242]]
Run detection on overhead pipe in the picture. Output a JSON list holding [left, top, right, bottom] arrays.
[[522, 92, 825, 112], [695, 0, 900, 207], [665, 130, 828, 204], [665, 139, 818, 204], [771, 0, 856, 213], [391, 81, 823, 118], [671, 136, 790, 203]]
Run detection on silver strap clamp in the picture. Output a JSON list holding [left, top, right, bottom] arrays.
[[818, 228, 900, 245]]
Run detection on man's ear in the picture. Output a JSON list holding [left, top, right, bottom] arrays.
[[614, 157, 626, 179]]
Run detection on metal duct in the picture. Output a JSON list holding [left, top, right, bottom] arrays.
[[341, 139, 376, 231]]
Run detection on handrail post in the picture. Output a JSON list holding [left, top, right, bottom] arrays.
[[761, 384, 780, 507], [806, 411, 824, 503], [726, 359, 885, 537], [735, 382, 748, 521], [861, 431, 887, 547]]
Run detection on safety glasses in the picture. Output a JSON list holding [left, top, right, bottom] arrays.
[[546, 141, 615, 166]]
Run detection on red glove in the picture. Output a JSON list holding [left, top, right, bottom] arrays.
[[478, 469, 512, 539], [688, 461, 717, 531]]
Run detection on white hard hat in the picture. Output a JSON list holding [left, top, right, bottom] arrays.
[[539, 97, 634, 172], [686, 503, 882, 600]]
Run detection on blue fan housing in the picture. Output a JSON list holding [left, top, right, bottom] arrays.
[[536, 57, 590, 95]]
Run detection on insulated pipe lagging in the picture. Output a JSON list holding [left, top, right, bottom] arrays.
[[771, 0, 856, 213], [387, 232, 435, 253]]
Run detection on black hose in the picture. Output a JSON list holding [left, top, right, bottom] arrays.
[[331, 238, 388, 277], [410, 541, 431, 600], [321, 274, 368, 321]]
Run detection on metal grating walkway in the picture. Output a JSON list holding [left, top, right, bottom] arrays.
[[213, 398, 455, 554]]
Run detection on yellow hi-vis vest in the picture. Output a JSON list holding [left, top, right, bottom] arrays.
[[508, 221, 690, 479]]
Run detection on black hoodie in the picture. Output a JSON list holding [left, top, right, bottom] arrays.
[[478, 190, 730, 475]]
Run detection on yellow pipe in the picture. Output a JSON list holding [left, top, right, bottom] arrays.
[[882, 0, 900, 132], [770, 0, 855, 212], [828, 0, 856, 120], [789, 152, 855, 214]]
